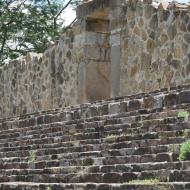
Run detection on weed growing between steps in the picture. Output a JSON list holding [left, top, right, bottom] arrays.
[[128, 178, 160, 185], [104, 134, 120, 143], [178, 140, 190, 161], [127, 179, 174, 190], [47, 187, 52, 190], [177, 111, 189, 120], [104, 134, 126, 143], [28, 150, 37, 163]]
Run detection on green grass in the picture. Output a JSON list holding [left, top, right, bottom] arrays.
[[28, 150, 37, 163], [104, 134, 126, 143], [128, 178, 160, 185], [178, 140, 190, 161]]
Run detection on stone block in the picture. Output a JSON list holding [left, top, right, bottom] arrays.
[[37, 116, 44, 125], [155, 96, 163, 109], [120, 101, 128, 112], [128, 99, 142, 111], [103, 173, 122, 183], [156, 153, 173, 162], [86, 61, 111, 102], [143, 96, 156, 109], [164, 93, 179, 107], [99, 104, 109, 115], [97, 184, 110, 190], [122, 172, 138, 182], [109, 102, 120, 114], [111, 45, 121, 97], [179, 91, 190, 104]]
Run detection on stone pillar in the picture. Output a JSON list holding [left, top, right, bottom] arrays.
[[110, 31, 121, 98], [77, 0, 111, 103], [109, 0, 127, 97]]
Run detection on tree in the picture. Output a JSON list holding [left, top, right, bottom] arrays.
[[0, 0, 82, 64]]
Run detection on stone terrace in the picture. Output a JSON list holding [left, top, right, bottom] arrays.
[[1, 84, 190, 189]]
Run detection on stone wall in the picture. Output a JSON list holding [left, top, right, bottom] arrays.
[[0, 31, 79, 118], [2, 0, 190, 118], [0, 11, 111, 118], [108, 0, 190, 96]]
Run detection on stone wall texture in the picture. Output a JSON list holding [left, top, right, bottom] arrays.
[[117, 0, 190, 96], [1, 0, 190, 118], [0, 31, 79, 118]]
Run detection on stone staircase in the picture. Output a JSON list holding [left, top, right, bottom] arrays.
[[1, 85, 190, 189]]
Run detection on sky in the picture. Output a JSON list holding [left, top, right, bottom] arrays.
[[177, 0, 189, 2], [63, 5, 76, 26]]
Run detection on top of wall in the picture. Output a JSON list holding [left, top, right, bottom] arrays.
[[77, 0, 190, 19], [77, 0, 110, 19]]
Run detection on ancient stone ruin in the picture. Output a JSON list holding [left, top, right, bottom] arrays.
[[1, 0, 190, 189]]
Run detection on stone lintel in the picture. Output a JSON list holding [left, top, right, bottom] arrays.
[[77, 0, 110, 20]]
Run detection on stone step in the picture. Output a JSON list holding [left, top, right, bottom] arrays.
[[2, 161, 190, 176], [104, 121, 190, 135], [0, 113, 186, 147], [0, 133, 185, 159], [0, 106, 180, 139], [0, 169, 190, 183], [0, 86, 190, 189], [0, 143, 181, 164], [0, 182, 189, 190], [0, 122, 190, 150], [0, 151, 180, 170], [0, 126, 187, 151], [0, 96, 189, 134], [0, 111, 188, 153], [1, 83, 190, 125]]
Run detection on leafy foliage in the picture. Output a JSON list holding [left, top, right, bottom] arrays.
[[178, 140, 190, 161], [0, 0, 82, 65]]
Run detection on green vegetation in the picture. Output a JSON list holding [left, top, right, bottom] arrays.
[[177, 111, 189, 120], [104, 134, 119, 143], [128, 178, 160, 185], [28, 150, 37, 163], [47, 187, 52, 190], [178, 140, 190, 161], [104, 133, 126, 143], [0, 0, 82, 64]]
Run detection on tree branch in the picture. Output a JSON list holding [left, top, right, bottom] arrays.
[[0, 29, 8, 54], [46, 0, 54, 17], [63, 17, 77, 32], [55, 0, 72, 20]]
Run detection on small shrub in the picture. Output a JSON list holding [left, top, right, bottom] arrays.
[[28, 150, 37, 163], [178, 140, 190, 161], [178, 111, 189, 120]]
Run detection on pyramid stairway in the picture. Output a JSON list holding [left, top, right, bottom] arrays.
[[1, 85, 190, 189]]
